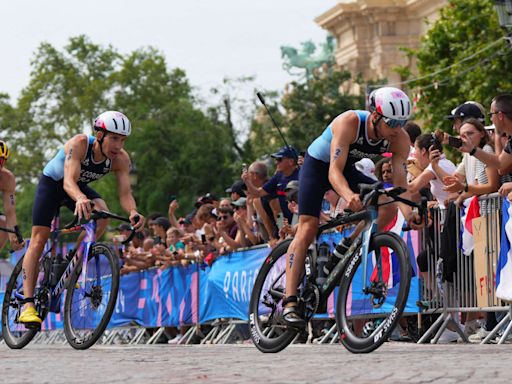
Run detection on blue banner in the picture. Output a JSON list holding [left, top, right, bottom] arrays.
[[199, 246, 269, 323]]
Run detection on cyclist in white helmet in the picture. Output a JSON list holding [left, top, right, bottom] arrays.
[[281, 87, 424, 327], [19, 111, 145, 327]]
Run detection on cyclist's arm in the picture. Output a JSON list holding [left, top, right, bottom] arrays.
[[112, 151, 140, 217], [328, 112, 358, 202], [1, 169, 18, 228], [63, 135, 89, 201]]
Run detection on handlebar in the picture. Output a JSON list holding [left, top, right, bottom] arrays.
[[0, 225, 24, 244], [320, 182, 427, 232], [63, 209, 141, 245]]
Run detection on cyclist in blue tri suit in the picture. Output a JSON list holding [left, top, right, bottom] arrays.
[[19, 111, 145, 327], [282, 87, 423, 327]]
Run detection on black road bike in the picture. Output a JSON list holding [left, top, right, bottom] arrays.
[[249, 183, 426, 353]]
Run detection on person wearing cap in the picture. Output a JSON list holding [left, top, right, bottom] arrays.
[[280, 87, 423, 327], [242, 146, 300, 228], [446, 94, 512, 199], [231, 197, 260, 246], [430, 101, 486, 198], [225, 180, 246, 202], [279, 181, 300, 240], [244, 161, 277, 243]]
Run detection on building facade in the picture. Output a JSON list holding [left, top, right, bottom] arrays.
[[315, 0, 447, 94]]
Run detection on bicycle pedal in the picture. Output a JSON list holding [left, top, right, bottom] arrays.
[[23, 322, 41, 330]]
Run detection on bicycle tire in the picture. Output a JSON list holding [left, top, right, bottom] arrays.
[[249, 239, 301, 353], [336, 232, 411, 353], [1, 255, 49, 349], [63, 242, 119, 350]]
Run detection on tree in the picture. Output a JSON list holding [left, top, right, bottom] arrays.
[[411, 0, 512, 132], [2, 36, 239, 234]]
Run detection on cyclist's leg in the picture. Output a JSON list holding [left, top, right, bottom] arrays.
[[282, 153, 329, 325], [0, 214, 7, 249], [20, 176, 65, 323], [20, 226, 51, 309]]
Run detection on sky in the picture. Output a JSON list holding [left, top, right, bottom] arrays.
[[0, 0, 337, 106]]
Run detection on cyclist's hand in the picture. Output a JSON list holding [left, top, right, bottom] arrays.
[[129, 211, 145, 231], [75, 195, 92, 221], [347, 194, 363, 212], [8, 233, 23, 251]]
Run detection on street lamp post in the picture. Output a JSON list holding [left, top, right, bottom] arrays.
[[494, 0, 512, 44]]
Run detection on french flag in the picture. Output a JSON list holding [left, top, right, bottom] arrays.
[[460, 196, 480, 256], [497, 199, 512, 301], [370, 210, 406, 288]]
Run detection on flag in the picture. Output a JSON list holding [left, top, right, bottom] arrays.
[[370, 209, 406, 288], [497, 199, 512, 301], [460, 196, 480, 256]]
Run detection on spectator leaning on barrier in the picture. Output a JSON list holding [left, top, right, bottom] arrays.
[[231, 197, 260, 246], [439, 102, 486, 187], [280, 180, 299, 239], [213, 206, 239, 254], [454, 95, 512, 200], [244, 161, 276, 242], [443, 118, 499, 210], [242, 146, 300, 227], [409, 134, 456, 211]]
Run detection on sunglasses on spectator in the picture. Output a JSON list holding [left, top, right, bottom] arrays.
[[217, 215, 230, 221], [380, 115, 408, 128], [488, 111, 500, 118], [382, 169, 392, 174]]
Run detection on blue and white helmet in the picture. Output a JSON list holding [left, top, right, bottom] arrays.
[[94, 111, 131, 136]]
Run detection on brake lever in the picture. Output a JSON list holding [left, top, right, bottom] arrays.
[[121, 215, 140, 245]]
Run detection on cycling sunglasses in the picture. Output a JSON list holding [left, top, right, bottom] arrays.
[[380, 115, 408, 128]]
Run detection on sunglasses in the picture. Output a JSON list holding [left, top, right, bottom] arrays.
[[488, 111, 500, 118], [233, 206, 244, 211], [380, 115, 408, 128], [217, 215, 230, 221]]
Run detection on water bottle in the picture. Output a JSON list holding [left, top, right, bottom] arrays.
[[50, 254, 67, 287], [316, 242, 330, 286]]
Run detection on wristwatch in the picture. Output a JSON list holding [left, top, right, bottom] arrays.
[[469, 146, 477, 156]]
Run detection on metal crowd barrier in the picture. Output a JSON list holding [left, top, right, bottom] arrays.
[[418, 193, 512, 344]]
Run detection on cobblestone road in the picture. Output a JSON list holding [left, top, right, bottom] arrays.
[[0, 343, 509, 384]]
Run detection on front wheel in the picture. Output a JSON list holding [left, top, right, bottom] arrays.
[[336, 232, 411, 353], [249, 239, 301, 353], [63, 242, 119, 350]]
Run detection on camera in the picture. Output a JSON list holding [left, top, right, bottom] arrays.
[[447, 136, 463, 148]]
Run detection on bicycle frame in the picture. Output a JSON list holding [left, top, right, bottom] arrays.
[[315, 206, 380, 307], [13, 219, 98, 312]]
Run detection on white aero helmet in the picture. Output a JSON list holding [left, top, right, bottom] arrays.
[[94, 111, 131, 136], [369, 87, 411, 127]]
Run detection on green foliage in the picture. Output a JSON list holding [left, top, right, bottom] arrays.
[[281, 68, 364, 151], [1, 35, 238, 235], [411, 0, 512, 133]]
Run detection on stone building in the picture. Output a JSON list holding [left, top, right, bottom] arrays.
[[315, 0, 447, 94]]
